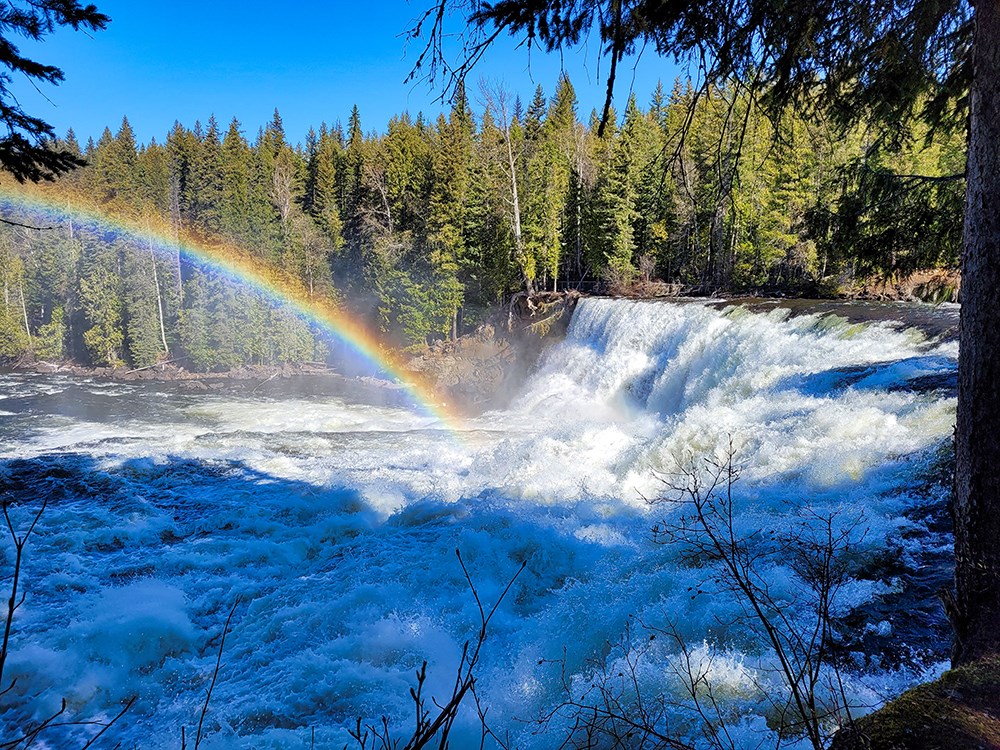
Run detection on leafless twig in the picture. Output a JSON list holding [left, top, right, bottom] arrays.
[[348, 550, 526, 750], [182, 596, 243, 750], [1, 498, 47, 694]]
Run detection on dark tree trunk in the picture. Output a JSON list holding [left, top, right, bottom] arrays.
[[952, 0, 1000, 666]]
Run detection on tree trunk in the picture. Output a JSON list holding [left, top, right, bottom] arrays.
[[169, 176, 184, 295], [951, 0, 1000, 666], [504, 129, 533, 295], [18, 277, 31, 348], [149, 244, 169, 357]]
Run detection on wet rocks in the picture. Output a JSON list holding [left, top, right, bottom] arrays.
[[407, 291, 581, 412]]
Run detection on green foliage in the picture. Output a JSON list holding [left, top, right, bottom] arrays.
[[123, 243, 168, 367], [0, 1, 109, 182], [34, 306, 66, 360], [5, 76, 964, 363], [78, 239, 125, 367], [0, 312, 28, 359], [93, 118, 140, 205], [0, 245, 29, 359]]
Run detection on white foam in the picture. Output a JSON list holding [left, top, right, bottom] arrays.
[[0, 299, 956, 748]]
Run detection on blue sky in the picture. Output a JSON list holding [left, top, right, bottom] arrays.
[[11, 1, 682, 146]]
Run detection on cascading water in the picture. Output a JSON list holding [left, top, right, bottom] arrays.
[[0, 298, 957, 748]]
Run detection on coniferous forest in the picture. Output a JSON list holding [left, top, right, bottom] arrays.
[[0, 76, 964, 370]]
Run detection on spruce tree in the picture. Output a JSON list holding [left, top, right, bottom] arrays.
[[78, 237, 125, 367], [0, 1, 109, 182], [190, 116, 224, 233], [427, 88, 475, 338], [220, 118, 254, 244]]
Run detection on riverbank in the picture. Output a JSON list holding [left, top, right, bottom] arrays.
[[1, 283, 955, 411], [406, 291, 580, 409], [1, 292, 581, 412], [604, 267, 961, 304], [831, 656, 1000, 749]]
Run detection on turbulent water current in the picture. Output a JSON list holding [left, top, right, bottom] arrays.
[[0, 298, 959, 748]]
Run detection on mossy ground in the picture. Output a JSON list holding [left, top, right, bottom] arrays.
[[832, 656, 1000, 749]]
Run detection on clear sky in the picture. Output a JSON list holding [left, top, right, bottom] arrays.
[[11, 1, 682, 146]]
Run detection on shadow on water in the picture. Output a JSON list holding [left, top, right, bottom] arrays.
[[0, 442, 956, 743], [778, 354, 958, 398], [0, 450, 384, 526], [0, 449, 655, 741], [838, 441, 955, 668]]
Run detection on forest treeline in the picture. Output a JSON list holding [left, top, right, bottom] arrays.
[[0, 76, 964, 370]]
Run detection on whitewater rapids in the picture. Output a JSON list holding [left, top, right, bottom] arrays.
[[0, 298, 957, 748]]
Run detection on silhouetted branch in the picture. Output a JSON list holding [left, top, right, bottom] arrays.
[[649, 440, 868, 748], [1, 498, 47, 694], [190, 596, 243, 750], [0, 216, 52, 230], [348, 551, 525, 750]]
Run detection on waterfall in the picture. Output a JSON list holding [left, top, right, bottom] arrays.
[[0, 298, 958, 748]]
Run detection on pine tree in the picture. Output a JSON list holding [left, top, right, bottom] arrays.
[[0, 235, 30, 359], [62, 128, 82, 158], [189, 116, 224, 233], [137, 138, 171, 212], [466, 107, 519, 307], [308, 123, 345, 245], [218, 118, 248, 236], [340, 104, 366, 238], [479, 82, 534, 293], [632, 85, 677, 283], [123, 238, 168, 366], [92, 118, 139, 205], [0, 1, 109, 182], [426, 86, 475, 338], [589, 104, 638, 283], [78, 236, 125, 366], [177, 268, 213, 370]]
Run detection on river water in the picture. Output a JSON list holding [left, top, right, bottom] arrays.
[[0, 298, 958, 748]]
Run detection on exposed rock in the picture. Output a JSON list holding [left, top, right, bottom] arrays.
[[837, 269, 961, 303], [407, 291, 581, 412]]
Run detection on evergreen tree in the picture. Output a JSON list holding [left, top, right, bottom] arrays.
[[0, 1, 109, 182], [220, 118, 254, 244], [123, 239, 169, 366], [589, 105, 638, 283], [466, 107, 519, 307], [137, 138, 171, 212], [426, 86, 475, 338], [308, 123, 345, 245], [78, 237, 125, 366], [189, 116, 224, 233], [0, 237, 30, 359], [92, 118, 139, 205]]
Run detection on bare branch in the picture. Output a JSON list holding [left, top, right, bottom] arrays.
[[193, 596, 243, 750]]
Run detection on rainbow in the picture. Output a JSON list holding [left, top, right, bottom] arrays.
[[0, 184, 465, 431]]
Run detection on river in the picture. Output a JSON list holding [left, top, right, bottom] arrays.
[[0, 298, 958, 748]]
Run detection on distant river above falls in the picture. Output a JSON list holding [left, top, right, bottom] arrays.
[[0, 298, 959, 748]]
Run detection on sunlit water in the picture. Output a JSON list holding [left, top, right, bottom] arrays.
[[0, 299, 958, 748]]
